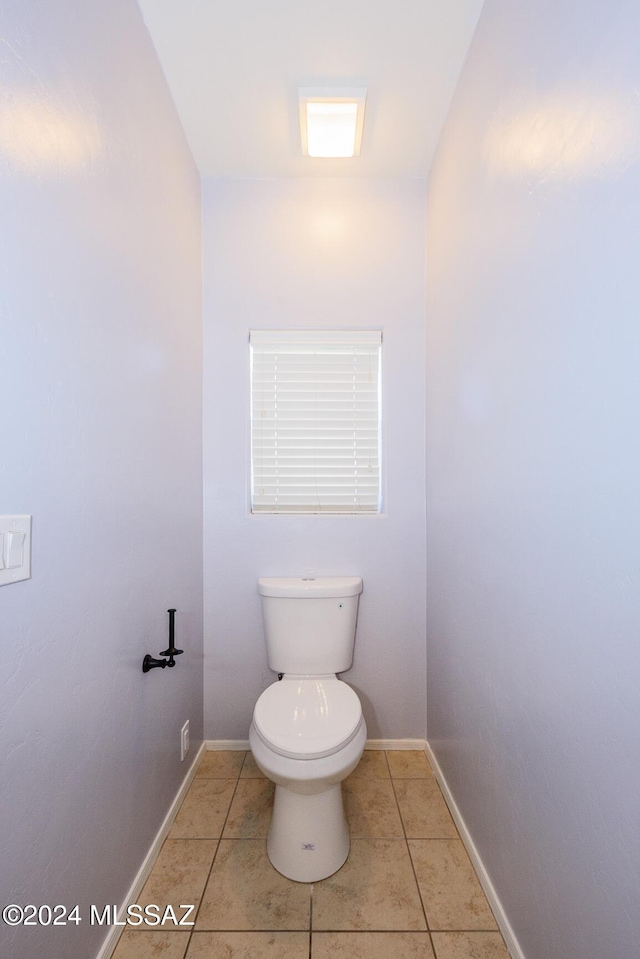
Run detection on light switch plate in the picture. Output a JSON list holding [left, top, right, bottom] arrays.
[[0, 515, 32, 586]]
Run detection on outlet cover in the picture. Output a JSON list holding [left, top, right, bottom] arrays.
[[180, 720, 190, 762]]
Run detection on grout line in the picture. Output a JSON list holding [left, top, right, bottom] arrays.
[[299, 927, 458, 933], [185, 927, 315, 933], [177, 927, 509, 933], [430, 928, 506, 934], [387, 751, 430, 935], [182, 927, 474, 933], [428, 930, 438, 958], [309, 883, 313, 959], [182, 754, 246, 954]]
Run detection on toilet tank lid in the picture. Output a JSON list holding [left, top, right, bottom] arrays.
[[258, 576, 363, 598]]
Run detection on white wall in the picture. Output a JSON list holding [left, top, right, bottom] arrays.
[[426, 2, 640, 957], [203, 178, 426, 741], [0, 3, 202, 957]]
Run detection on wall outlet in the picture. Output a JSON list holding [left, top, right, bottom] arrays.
[[180, 720, 189, 762]]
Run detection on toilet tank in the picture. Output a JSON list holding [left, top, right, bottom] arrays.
[[257, 577, 363, 674]]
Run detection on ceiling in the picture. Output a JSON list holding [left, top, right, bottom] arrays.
[[137, 0, 485, 178]]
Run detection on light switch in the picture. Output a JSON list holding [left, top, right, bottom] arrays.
[[0, 516, 31, 586], [6, 530, 25, 568]]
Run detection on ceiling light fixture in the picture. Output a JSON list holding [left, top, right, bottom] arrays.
[[299, 87, 367, 158]]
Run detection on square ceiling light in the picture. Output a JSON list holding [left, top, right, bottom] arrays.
[[299, 87, 367, 158]]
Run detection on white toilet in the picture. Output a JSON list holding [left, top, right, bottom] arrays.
[[249, 576, 367, 882]]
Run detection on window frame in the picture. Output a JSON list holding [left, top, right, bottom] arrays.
[[249, 329, 383, 516]]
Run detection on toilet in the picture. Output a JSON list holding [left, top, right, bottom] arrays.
[[249, 576, 367, 882]]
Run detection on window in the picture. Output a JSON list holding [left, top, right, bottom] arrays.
[[250, 330, 382, 513]]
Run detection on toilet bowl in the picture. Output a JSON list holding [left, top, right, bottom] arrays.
[[250, 675, 367, 881], [249, 577, 366, 882]]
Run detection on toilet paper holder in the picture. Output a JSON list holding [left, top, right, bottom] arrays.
[[142, 608, 183, 673]]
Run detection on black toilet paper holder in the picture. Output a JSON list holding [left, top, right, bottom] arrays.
[[142, 608, 183, 673]]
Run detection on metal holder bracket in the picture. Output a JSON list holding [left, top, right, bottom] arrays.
[[142, 609, 183, 673]]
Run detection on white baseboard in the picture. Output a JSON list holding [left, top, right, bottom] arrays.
[[366, 738, 427, 750], [205, 739, 249, 750], [424, 743, 525, 959], [95, 741, 206, 959], [204, 738, 428, 752]]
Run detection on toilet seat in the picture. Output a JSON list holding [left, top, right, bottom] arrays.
[[253, 677, 363, 761]]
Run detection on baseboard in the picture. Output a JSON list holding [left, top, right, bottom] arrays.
[[424, 743, 526, 959], [205, 739, 250, 750], [366, 738, 427, 750], [95, 741, 206, 959], [204, 738, 428, 752]]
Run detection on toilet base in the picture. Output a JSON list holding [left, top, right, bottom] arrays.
[[267, 782, 349, 882]]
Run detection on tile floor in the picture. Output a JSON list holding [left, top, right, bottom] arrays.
[[112, 750, 511, 959]]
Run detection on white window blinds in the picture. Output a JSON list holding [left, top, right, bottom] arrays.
[[250, 330, 382, 513]]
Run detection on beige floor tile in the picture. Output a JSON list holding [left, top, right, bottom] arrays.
[[394, 779, 458, 839], [408, 841, 497, 931], [386, 751, 434, 779], [196, 839, 310, 930], [347, 750, 391, 779], [240, 751, 266, 778], [222, 779, 275, 838], [343, 778, 404, 838], [313, 932, 435, 958], [432, 931, 511, 959], [196, 750, 245, 779], [187, 931, 309, 958], [312, 838, 426, 931], [169, 779, 237, 839], [112, 930, 190, 959], [138, 840, 217, 915]]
